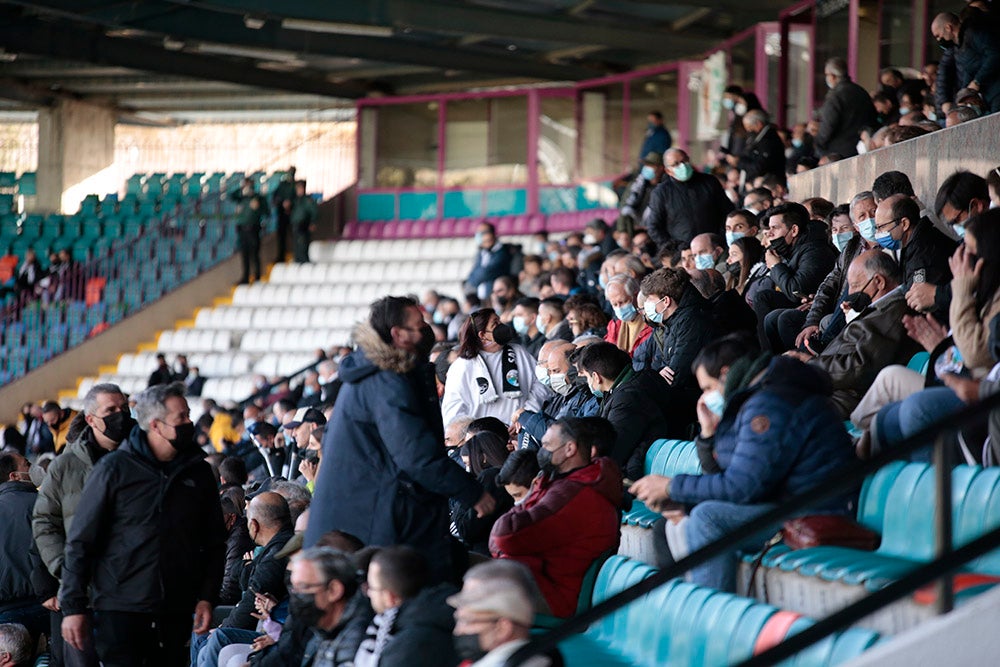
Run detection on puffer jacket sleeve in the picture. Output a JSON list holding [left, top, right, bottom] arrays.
[[490, 480, 582, 557], [59, 460, 114, 615], [32, 461, 69, 578]]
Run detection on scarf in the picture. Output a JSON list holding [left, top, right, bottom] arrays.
[[353, 607, 399, 667], [724, 352, 773, 399], [473, 347, 522, 403]]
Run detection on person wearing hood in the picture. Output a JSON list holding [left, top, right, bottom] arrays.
[[305, 296, 492, 582], [490, 417, 622, 618], [630, 353, 856, 594], [32, 383, 131, 667], [59, 382, 226, 667], [645, 149, 735, 248], [0, 452, 47, 642], [354, 546, 459, 667], [755, 202, 839, 351]]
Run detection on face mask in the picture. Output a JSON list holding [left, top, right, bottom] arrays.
[[640, 165, 655, 180], [643, 297, 664, 324], [725, 230, 745, 246], [29, 463, 46, 487], [548, 251, 560, 262], [899, 107, 911, 116], [536, 443, 560, 472], [490, 323, 516, 346], [549, 372, 570, 396], [874, 230, 900, 250], [734, 103, 748, 116], [672, 162, 694, 182], [12, 470, 32, 483], [454, 634, 487, 663], [535, 313, 547, 334], [474, 231, 485, 246], [826, 76, 836, 90], [535, 364, 550, 385], [856, 139, 868, 155], [165, 422, 197, 453], [858, 218, 877, 242], [832, 231, 854, 253], [722, 98, 735, 110], [703, 389, 725, 417], [101, 411, 136, 444], [791, 138, 803, 149], [583, 233, 597, 245], [512, 316, 529, 336], [937, 37, 955, 50], [613, 303, 638, 322], [768, 236, 791, 257], [843, 277, 875, 315], [953, 224, 966, 240], [289, 591, 324, 627], [432, 310, 445, 325], [416, 324, 436, 359], [495, 295, 510, 308], [694, 253, 715, 270], [598, 273, 609, 290]]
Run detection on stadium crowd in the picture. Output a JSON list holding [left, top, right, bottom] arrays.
[[0, 6, 999, 663]]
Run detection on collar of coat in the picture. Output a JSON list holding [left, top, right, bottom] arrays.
[[354, 322, 417, 375]]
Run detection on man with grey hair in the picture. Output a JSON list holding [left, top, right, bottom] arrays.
[[33, 382, 131, 667], [727, 109, 785, 182], [604, 273, 651, 356], [787, 250, 922, 418], [816, 57, 878, 157], [60, 382, 226, 667], [0, 623, 31, 667]]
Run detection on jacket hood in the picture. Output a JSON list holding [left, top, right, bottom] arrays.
[[395, 583, 458, 633], [672, 283, 711, 316], [560, 457, 623, 507], [341, 323, 417, 383], [0, 480, 36, 497], [761, 355, 833, 397]]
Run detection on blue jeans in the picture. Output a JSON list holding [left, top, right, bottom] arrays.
[[874, 387, 966, 462], [192, 627, 262, 667], [684, 500, 781, 593]]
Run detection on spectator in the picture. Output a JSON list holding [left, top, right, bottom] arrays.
[[578, 343, 674, 477], [603, 274, 652, 356], [148, 353, 173, 387], [619, 152, 664, 228], [442, 309, 549, 425], [490, 417, 622, 617], [453, 432, 515, 555], [565, 301, 608, 340], [936, 170, 991, 241], [32, 383, 131, 667], [14, 249, 42, 295], [630, 352, 855, 593], [512, 297, 545, 357], [690, 233, 728, 273], [219, 456, 248, 491], [802, 197, 835, 224], [645, 148, 735, 247], [986, 165, 1000, 208], [306, 296, 490, 582], [185, 366, 206, 397], [291, 180, 319, 264], [872, 91, 900, 127], [218, 496, 253, 606], [584, 218, 618, 257], [59, 382, 226, 666], [466, 223, 513, 301], [720, 85, 751, 158], [491, 276, 523, 324], [24, 405, 59, 459], [247, 421, 284, 480], [743, 188, 773, 216], [950, 210, 1000, 369], [756, 203, 839, 351], [536, 297, 573, 343], [729, 109, 786, 183], [234, 180, 267, 285], [932, 12, 1000, 113], [354, 546, 459, 667], [0, 452, 46, 640], [40, 402, 78, 454], [0, 623, 31, 667], [271, 167, 296, 263], [638, 110, 671, 164], [947, 104, 982, 127], [549, 267, 580, 300], [271, 481, 312, 527], [815, 57, 879, 157], [786, 123, 817, 172], [281, 407, 326, 479], [496, 451, 541, 505], [696, 269, 758, 339]]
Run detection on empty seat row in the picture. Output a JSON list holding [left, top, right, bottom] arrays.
[[252, 352, 323, 378], [268, 259, 470, 285], [198, 376, 257, 404], [240, 329, 350, 353], [316, 237, 476, 263], [194, 305, 368, 331], [231, 282, 459, 308], [158, 329, 231, 354], [116, 352, 252, 378]]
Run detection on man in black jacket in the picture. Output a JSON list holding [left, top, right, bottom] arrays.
[[815, 57, 878, 157], [60, 382, 226, 667], [0, 452, 47, 640], [729, 110, 786, 183], [645, 149, 734, 247]]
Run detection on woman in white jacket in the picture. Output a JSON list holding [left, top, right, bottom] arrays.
[[442, 309, 550, 426]]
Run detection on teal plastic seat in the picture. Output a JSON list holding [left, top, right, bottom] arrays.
[[622, 440, 701, 527], [907, 351, 930, 375]]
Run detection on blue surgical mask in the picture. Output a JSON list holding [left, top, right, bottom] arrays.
[[703, 389, 725, 417], [875, 229, 901, 250], [899, 107, 911, 116], [640, 165, 655, 180], [833, 231, 854, 253], [613, 303, 638, 322], [725, 230, 745, 246], [722, 98, 735, 110], [598, 273, 609, 290], [672, 162, 694, 182], [432, 310, 445, 324], [858, 218, 877, 242], [475, 231, 485, 245], [953, 224, 966, 240], [791, 138, 803, 149], [589, 381, 604, 399], [643, 297, 665, 324], [512, 316, 529, 336], [694, 253, 715, 270], [535, 313, 547, 334], [534, 364, 550, 386], [927, 111, 938, 122]]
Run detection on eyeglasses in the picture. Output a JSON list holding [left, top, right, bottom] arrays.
[[875, 217, 901, 232]]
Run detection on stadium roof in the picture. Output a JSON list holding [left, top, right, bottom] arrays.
[[0, 0, 790, 123]]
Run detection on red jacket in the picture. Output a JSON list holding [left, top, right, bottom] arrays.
[[489, 457, 623, 617], [604, 319, 653, 356]]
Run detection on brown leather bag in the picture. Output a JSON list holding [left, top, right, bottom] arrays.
[[783, 515, 880, 551]]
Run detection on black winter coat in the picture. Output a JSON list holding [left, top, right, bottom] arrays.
[[0, 481, 41, 605], [736, 125, 786, 182], [598, 369, 675, 480], [815, 79, 878, 157], [768, 224, 839, 301], [645, 173, 734, 246], [633, 285, 718, 388], [220, 521, 254, 605], [59, 427, 226, 616], [900, 217, 958, 320], [222, 528, 294, 629], [805, 235, 870, 328]]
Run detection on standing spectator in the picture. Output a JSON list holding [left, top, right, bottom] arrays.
[[291, 180, 319, 264], [147, 353, 173, 387], [728, 110, 786, 183], [40, 402, 78, 454], [14, 249, 42, 295], [815, 57, 879, 157], [0, 453, 47, 640], [466, 223, 513, 301], [271, 167, 296, 263], [645, 149, 735, 247], [24, 405, 54, 460], [233, 179, 268, 285], [932, 12, 1000, 113], [638, 111, 671, 165], [306, 297, 491, 582], [33, 383, 131, 667], [619, 152, 664, 229], [59, 382, 226, 667], [512, 297, 545, 358]]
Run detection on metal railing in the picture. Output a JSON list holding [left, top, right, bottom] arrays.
[[504, 387, 1000, 666]]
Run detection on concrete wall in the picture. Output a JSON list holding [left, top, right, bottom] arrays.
[[787, 113, 1000, 208], [36, 99, 115, 213]]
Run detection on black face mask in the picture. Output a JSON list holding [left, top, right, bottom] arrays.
[[167, 422, 198, 453], [937, 37, 956, 50], [490, 323, 516, 346], [289, 591, 324, 627], [768, 236, 792, 258], [453, 634, 487, 662], [495, 295, 510, 307], [842, 276, 875, 313], [100, 411, 136, 444], [415, 324, 436, 360]]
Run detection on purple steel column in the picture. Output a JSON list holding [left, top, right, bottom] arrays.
[[527, 90, 540, 215], [437, 98, 447, 220], [848, 0, 860, 80]]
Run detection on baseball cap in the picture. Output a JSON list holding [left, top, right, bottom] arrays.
[[282, 407, 326, 430], [447, 580, 535, 627]]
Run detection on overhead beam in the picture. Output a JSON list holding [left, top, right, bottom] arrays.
[[14, 0, 600, 81], [0, 13, 372, 99]]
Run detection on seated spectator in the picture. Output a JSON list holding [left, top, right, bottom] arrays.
[[566, 301, 609, 339], [355, 546, 459, 667], [726, 236, 766, 296], [690, 233, 728, 273], [693, 269, 757, 339], [755, 203, 839, 351], [496, 450, 541, 505], [0, 623, 31, 667], [536, 297, 573, 343], [788, 251, 922, 418], [603, 274, 652, 356], [219, 496, 254, 606], [271, 481, 312, 526], [491, 276, 523, 325], [490, 417, 622, 617], [802, 197, 835, 224], [630, 352, 855, 594], [452, 432, 515, 555], [743, 188, 773, 217], [549, 267, 581, 300], [0, 452, 46, 640], [219, 456, 248, 493], [515, 341, 599, 450], [578, 343, 674, 477], [512, 297, 545, 357], [14, 249, 42, 295], [247, 421, 283, 481], [950, 210, 1000, 369]]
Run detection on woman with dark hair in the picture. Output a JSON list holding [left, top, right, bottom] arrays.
[[950, 209, 1000, 369], [566, 302, 610, 339], [442, 308, 549, 425], [726, 236, 766, 296], [451, 431, 514, 555]]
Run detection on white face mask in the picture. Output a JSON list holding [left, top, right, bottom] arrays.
[[856, 140, 868, 155]]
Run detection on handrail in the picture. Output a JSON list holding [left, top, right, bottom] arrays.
[[504, 386, 1000, 667]]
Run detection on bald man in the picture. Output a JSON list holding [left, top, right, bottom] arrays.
[[645, 148, 734, 248], [514, 341, 599, 449]]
